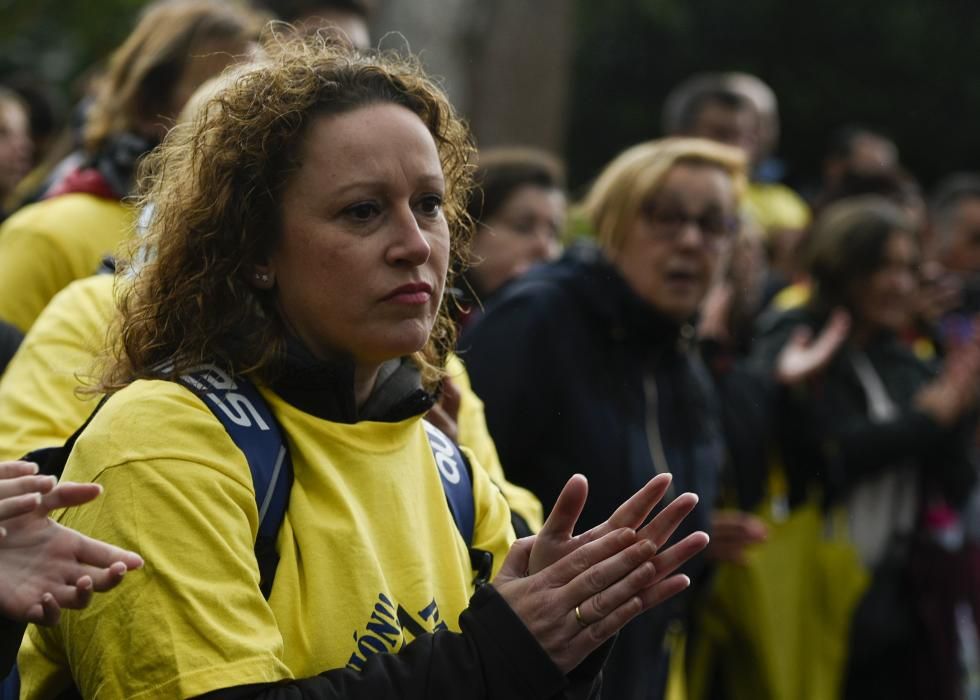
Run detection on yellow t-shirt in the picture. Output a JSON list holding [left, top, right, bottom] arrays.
[[0, 194, 133, 333], [19, 379, 515, 699], [771, 280, 812, 311], [0, 274, 543, 538], [0, 275, 115, 460], [744, 182, 810, 237], [447, 354, 544, 532]]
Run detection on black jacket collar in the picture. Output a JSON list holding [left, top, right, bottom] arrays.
[[558, 243, 688, 353], [267, 337, 435, 424]]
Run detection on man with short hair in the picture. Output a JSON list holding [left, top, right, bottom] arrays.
[[662, 72, 810, 289]]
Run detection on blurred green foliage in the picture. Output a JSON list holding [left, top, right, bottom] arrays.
[[2, 0, 977, 194], [568, 0, 980, 194], [1, 0, 146, 97]]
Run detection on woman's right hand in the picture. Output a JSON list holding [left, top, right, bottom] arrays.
[[774, 309, 850, 386], [0, 460, 144, 625], [492, 474, 708, 674], [916, 330, 980, 427]]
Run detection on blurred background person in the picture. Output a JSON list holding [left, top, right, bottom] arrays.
[[254, 0, 372, 48], [662, 71, 811, 295], [753, 196, 980, 700], [0, 87, 33, 223], [462, 137, 744, 700], [820, 125, 899, 200], [0, 0, 264, 335], [925, 173, 980, 353], [455, 146, 566, 330]]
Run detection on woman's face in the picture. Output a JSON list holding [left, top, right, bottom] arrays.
[[267, 103, 450, 370], [850, 231, 918, 334], [611, 162, 736, 322], [470, 184, 565, 296], [0, 98, 32, 198], [144, 37, 252, 140]]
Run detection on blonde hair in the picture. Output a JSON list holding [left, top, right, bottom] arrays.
[[103, 34, 475, 394], [83, 0, 266, 154], [581, 137, 747, 254]]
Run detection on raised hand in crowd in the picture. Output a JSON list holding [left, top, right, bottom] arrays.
[[774, 308, 851, 385], [914, 261, 963, 328], [705, 510, 769, 565], [0, 460, 143, 625], [915, 326, 980, 428], [697, 281, 737, 344]]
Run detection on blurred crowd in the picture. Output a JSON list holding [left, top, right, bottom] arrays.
[[0, 1, 978, 699]]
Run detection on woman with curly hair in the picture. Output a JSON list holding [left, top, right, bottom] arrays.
[[17, 37, 707, 699]]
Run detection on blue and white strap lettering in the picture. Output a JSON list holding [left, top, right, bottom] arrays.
[[422, 419, 475, 545], [177, 365, 291, 540]]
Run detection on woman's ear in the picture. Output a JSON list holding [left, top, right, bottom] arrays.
[[249, 264, 275, 289]]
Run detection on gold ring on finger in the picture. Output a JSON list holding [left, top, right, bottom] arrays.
[[574, 604, 590, 629]]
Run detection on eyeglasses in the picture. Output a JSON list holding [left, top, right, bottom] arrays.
[[640, 202, 739, 247]]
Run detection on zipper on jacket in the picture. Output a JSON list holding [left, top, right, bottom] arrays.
[[643, 373, 676, 500]]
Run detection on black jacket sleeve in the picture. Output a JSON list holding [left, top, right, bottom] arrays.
[[196, 585, 601, 700], [0, 319, 24, 376], [0, 616, 26, 678]]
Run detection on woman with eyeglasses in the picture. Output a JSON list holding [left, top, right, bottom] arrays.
[[461, 138, 744, 700]]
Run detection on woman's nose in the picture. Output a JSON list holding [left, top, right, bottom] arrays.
[[529, 226, 559, 262], [387, 206, 431, 266]]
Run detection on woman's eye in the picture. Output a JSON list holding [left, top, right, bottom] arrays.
[[345, 202, 380, 221], [416, 194, 443, 217]]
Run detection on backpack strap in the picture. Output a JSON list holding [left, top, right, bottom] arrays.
[[22, 395, 109, 479], [422, 420, 493, 586], [177, 369, 490, 591], [177, 365, 292, 599], [422, 419, 475, 544]]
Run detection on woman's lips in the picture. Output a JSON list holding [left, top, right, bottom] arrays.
[[665, 269, 699, 286], [383, 282, 433, 305]]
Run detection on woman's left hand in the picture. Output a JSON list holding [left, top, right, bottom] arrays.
[[528, 473, 707, 602], [491, 473, 708, 674]]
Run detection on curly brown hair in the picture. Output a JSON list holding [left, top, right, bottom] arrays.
[[104, 33, 476, 393]]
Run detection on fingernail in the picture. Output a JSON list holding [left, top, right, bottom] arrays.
[[0, 526, 6, 538], [27, 462, 39, 474]]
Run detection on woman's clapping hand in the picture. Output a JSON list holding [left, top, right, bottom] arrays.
[[493, 473, 708, 673]]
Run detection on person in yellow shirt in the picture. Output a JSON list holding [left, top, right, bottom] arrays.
[[0, 272, 544, 532], [18, 35, 708, 699], [0, 0, 263, 334]]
